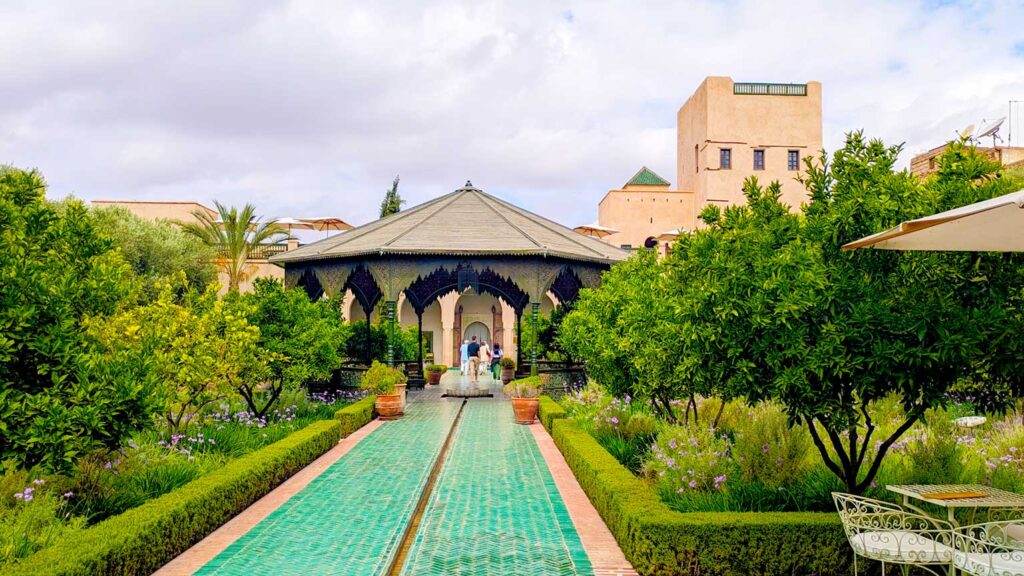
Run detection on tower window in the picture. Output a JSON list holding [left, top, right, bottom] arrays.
[[753, 149, 765, 170], [788, 150, 800, 171], [719, 149, 732, 170]]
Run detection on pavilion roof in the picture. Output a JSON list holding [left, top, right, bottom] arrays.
[[270, 182, 628, 265]]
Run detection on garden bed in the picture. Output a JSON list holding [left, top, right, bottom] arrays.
[[4, 397, 377, 576], [538, 397, 852, 576]]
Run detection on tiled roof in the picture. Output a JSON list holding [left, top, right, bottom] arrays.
[[625, 166, 670, 187], [270, 183, 627, 265]]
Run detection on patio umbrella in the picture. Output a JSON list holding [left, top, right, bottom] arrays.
[[573, 223, 619, 238], [272, 217, 317, 238], [842, 189, 1024, 252], [656, 229, 687, 242], [301, 217, 354, 237]]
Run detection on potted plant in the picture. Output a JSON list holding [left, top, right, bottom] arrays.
[[499, 357, 516, 384], [425, 364, 446, 386], [360, 361, 407, 420], [504, 375, 542, 424]]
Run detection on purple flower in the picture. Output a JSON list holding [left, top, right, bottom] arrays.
[[689, 480, 697, 489], [762, 443, 770, 454], [33, 479, 45, 485], [668, 439, 678, 450], [610, 417, 619, 425], [13, 493, 23, 500], [63, 492, 74, 498], [23, 494, 33, 502]]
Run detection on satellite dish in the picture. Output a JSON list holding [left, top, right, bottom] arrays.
[[959, 123, 976, 140], [977, 116, 1006, 145]]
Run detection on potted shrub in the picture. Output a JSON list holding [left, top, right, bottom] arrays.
[[360, 361, 407, 420], [504, 375, 542, 424], [425, 364, 446, 386], [499, 357, 516, 384]]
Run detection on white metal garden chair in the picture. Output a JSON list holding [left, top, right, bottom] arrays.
[[833, 492, 955, 576], [953, 520, 1024, 576]]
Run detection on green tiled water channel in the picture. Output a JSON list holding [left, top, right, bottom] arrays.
[[400, 401, 593, 576], [196, 401, 461, 576]]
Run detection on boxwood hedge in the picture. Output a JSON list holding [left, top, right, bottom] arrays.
[[539, 397, 853, 576], [8, 399, 377, 576], [337, 394, 376, 436]]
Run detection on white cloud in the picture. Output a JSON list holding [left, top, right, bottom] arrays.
[[1, 0, 1022, 228]]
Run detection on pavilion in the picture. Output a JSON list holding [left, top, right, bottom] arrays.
[[269, 182, 627, 370]]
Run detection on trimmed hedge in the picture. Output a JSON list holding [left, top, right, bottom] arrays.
[[7, 419, 347, 576], [538, 395, 567, 431], [546, 406, 853, 575], [336, 394, 376, 436]]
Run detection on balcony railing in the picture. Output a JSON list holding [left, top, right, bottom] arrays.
[[733, 82, 807, 96]]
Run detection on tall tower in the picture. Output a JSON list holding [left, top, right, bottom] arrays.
[[677, 77, 822, 223]]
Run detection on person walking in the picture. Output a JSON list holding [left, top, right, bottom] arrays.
[[491, 343, 503, 379], [459, 339, 470, 376], [467, 336, 481, 384], [479, 339, 491, 378]]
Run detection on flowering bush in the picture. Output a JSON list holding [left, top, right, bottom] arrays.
[[563, 383, 661, 472], [731, 403, 812, 488], [0, 477, 84, 563], [644, 425, 735, 497]]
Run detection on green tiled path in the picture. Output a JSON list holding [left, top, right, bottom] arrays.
[[400, 401, 593, 576], [196, 401, 461, 576]]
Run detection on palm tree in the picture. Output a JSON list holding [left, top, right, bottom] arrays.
[[180, 202, 285, 292]]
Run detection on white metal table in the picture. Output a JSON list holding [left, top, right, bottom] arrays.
[[887, 484, 1024, 526]]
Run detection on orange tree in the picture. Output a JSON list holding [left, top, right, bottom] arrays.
[[0, 167, 158, 472]]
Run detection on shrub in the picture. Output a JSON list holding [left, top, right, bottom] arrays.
[[538, 396, 567, 431], [902, 413, 965, 485], [0, 478, 85, 564], [88, 205, 217, 299], [504, 375, 543, 398], [359, 361, 406, 395], [645, 425, 735, 497], [425, 364, 447, 374], [0, 167, 158, 473], [499, 357, 515, 369], [336, 395, 376, 437], [549, 416, 851, 575], [4, 420, 343, 576], [731, 403, 812, 488]]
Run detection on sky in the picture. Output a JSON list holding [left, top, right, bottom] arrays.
[[2, 0, 1024, 235]]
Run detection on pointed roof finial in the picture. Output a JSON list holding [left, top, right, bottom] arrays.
[[465, 180, 473, 187]]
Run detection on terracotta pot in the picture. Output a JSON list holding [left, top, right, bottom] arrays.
[[511, 397, 540, 425], [394, 383, 407, 414], [427, 370, 443, 386], [500, 367, 515, 385], [375, 394, 403, 420]]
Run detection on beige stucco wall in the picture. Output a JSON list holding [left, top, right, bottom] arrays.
[[217, 261, 284, 295], [677, 77, 822, 223], [91, 200, 216, 225], [598, 186, 695, 249], [910, 145, 1024, 178]]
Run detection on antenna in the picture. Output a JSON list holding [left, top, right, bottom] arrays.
[[958, 123, 976, 141], [976, 116, 1006, 147]]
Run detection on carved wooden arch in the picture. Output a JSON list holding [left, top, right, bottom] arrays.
[[342, 266, 383, 316], [297, 269, 324, 301], [403, 264, 530, 315], [549, 267, 584, 307]]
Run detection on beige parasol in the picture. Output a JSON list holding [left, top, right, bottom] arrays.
[[573, 223, 619, 238], [842, 189, 1024, 252]]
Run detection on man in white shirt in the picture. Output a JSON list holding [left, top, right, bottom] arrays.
[[459, 340, 470, 376]]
